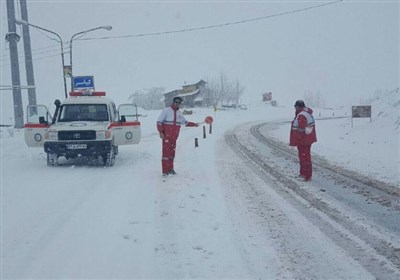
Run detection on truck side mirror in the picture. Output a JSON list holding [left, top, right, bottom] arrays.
[[52, 99, 61, 124], [120, 115, 126, 123]]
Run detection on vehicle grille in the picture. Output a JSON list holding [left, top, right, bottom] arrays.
[[58, 130, 96, 140]]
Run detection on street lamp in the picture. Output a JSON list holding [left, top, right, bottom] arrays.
[[15, 19, 68, 99], [69, 26, 112, 91]]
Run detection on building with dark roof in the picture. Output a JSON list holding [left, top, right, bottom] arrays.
[[162, 80, 207, 108]]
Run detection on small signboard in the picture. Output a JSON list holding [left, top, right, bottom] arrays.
[[351, 105, 372, 127], [73, 76, 94, 90], [63, 66, 72, 77], [263, 92, 272, 102]]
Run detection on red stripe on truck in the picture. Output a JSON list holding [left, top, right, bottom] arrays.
[[24, 123, 50, 128], [108, 122, 141, 129]]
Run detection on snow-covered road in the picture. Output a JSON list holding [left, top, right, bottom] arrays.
[[1, 102, 399, 279], [222, 120, 400, 279]]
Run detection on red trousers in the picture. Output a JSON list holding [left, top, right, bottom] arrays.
[[297, 145, 312, 179], [161, 137, 177, 174]]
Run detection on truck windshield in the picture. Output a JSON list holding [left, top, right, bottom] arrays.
[[58, 104, 109, 122]]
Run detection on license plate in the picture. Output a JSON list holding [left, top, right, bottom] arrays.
[[66, 144, 87, 149]]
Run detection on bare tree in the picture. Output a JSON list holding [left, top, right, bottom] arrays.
[[219, 72, 231, 106], [232, 78, 245, 105], [304, 90, 325, 108], [203, 80, 219, 106], [203, 72, 245, 107], [128, 87, 165, 110]]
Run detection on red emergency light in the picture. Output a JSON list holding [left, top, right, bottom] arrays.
[[69, 91, 106, 97]]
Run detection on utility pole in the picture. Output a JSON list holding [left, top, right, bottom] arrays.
[[6, 0, 24, 128], [20, 0, 37, 106]]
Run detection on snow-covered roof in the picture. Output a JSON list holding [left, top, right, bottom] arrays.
[[194, 96, 204, 102], [177, 89, 200, 97]]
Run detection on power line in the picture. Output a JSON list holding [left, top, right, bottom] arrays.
[[1, 45, 64, 61], [1, 51, 65, 68], [1, 42, 71, 67], [1, 41, 69, 61], [1, 0, 342, 65], [79, 0, 343, 41]]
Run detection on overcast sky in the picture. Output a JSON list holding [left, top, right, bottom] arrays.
[[1, 0, 399, 116]]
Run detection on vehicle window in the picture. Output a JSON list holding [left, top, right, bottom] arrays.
[[118, 104, 138, 122], [59, 104, 109, 122], [26, 105, 49, 123]]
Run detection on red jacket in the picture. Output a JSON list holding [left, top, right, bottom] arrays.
[[156, 105, 197, 140], [290, 107, 317, 146]]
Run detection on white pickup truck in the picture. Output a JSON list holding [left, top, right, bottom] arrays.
[[24, 91, 141, 167]]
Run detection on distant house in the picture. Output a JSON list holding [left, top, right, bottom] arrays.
[[163, 80, 207, 108]]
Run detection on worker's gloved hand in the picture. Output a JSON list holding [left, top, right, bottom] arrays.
[[159, 132, 165, 139]]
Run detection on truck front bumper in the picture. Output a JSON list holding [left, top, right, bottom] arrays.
[[44, 140, 113, 157]]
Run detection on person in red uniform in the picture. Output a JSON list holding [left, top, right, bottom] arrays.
[[290, 100, 317, 181], [157, 97, 198, 176]]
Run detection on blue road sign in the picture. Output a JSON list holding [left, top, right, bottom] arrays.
[[73, 76, 94, 89]]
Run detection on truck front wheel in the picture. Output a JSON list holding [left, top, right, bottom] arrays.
[[47, 153, 58, 166], [103, 145, 116, 167]]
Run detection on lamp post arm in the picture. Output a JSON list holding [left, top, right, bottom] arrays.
[[69, 26, 112, 91], [31, 26, 68, 99], [17, 20, 62, 43], [15, 20, 68, 98], [70, 26, 112, 43]]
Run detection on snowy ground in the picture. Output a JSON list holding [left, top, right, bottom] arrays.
[[1, 90, 399, 279]]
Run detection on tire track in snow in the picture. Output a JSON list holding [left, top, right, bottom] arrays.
[[225, 121, 400, 280]]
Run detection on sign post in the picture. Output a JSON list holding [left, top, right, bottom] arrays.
[[351, 105, 372, 127]]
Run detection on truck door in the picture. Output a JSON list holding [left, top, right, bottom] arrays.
[[111, 104, 141, 145], [24, 105, 50, 147]]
